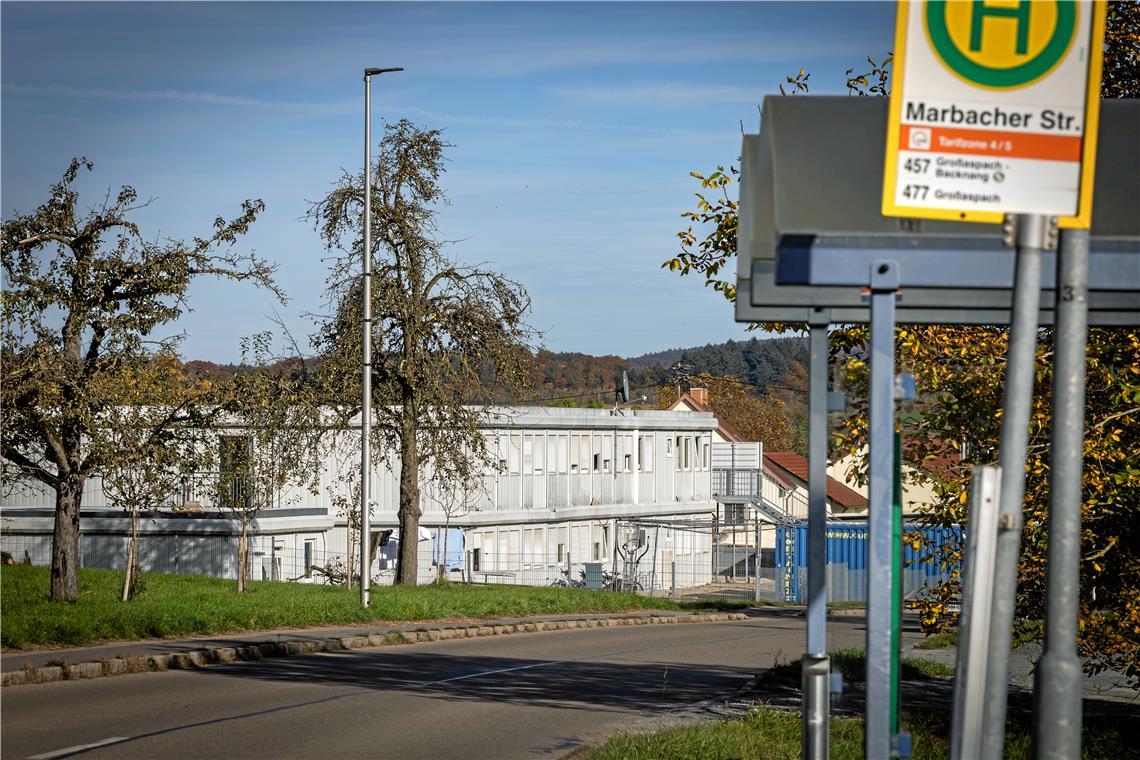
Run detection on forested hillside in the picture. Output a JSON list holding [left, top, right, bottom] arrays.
[[184, 336, 808, 412], [630, 337, 807, 394], [516, 336, 806, 404]]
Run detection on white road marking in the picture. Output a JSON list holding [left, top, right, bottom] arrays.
[[28, 737, 129, 760], [418, 658, 568, 687], [414, 629, 764, 688]]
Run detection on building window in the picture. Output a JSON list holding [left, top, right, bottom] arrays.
[[532, 436, 545, 475], [304, 539, 315, 577], [593, 542, 601, 561], [552, 434, 568, 474], [557, 543, 566, 563], [472, 547, 481, 572], [575, 434, 590, 473], [219, 435, 252, 510], [509, 434, 521, 476]]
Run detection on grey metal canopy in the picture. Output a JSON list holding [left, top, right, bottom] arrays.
[[735, 97, 1140, 326]]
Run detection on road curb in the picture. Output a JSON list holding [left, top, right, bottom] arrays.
[[1, 612, 748, 688]]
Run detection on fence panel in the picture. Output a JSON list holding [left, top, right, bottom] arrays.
[[775, 522, 962, 603]]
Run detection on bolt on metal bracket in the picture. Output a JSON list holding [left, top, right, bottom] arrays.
[[870, 259, 900, 291], [1004, 214, 1060, 250]]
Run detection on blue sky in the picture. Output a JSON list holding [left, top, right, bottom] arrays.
[[2, 1, 894, 363]]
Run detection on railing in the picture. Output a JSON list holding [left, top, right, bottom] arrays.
[[711, 468, 762, 499], [159, 471, 252, 512], [712, 469, 810, 522]]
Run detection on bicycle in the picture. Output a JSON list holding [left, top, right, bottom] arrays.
[[602, 570, 642, 593], [550, 568, 585, 588]]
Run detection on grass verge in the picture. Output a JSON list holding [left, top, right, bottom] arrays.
[[588, 649, 1126, 760], [762, 647, 956, 684], [584, 705, 1129, 760], [1, 566, 745, 649], [913, 629, 958, 650]]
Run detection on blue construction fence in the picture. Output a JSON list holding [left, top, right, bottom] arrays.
[[775, 522, 962, 604]]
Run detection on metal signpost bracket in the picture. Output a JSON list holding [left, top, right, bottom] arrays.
[[803, 310, 831, 760], [867, 260, 899, 759]]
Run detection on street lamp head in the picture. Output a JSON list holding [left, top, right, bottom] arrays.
[[365, 67, 404, 76]]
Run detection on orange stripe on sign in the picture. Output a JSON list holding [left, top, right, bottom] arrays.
[[900, 125, 1082, 162]]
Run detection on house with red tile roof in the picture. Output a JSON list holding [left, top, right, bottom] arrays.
[[667, 386, 867, 519], [827, 440, 962, 517], [665, 387, 744, 443], [764, 451, 868, 516]]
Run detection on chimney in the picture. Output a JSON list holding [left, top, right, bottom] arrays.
[[689, 387, 709, 407]]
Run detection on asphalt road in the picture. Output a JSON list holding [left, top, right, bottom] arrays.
[[2, 612, 884, 760]]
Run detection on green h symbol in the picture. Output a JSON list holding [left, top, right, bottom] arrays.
[[970, 1, 1032, 55]]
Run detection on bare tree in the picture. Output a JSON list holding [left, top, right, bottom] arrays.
[[96, 352, 212, 600], [308, 120, 538, 585], [216, 334, 322, 592], [1, 158, 281, 600], [427, 472, 483, 583], [322, 434, 376, 588]]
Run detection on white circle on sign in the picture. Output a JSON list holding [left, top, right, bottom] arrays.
[[908, 127, 932, 150]]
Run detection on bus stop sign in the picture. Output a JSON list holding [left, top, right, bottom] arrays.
[[882, 0, 1106, 227]]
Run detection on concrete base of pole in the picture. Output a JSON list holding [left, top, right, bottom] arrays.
[[802, 654, 831, 760]]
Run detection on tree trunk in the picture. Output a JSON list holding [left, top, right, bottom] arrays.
[[122, 507, 139, 602], [237, 522, 249, 593], [346, 518, 356, 589], [51, 475, 83, 601], [440, 522, 449, 584], [395, 412, 421, 586]]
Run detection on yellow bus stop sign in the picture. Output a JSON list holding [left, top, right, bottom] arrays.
[[882, 0, 1106, 228]]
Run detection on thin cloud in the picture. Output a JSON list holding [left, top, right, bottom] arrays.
[[1, 83, 355, 115], [552, 82, 764, 109], [398, 105, 731, 140], [392, 29, 877, 78], [399, 106, 593, 131], [2, 83, 730, 136]]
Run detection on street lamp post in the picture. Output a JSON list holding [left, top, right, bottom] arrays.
[[361, 66, 402, 609]]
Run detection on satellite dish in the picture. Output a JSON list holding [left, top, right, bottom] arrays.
[[615, 370, 630, 404]]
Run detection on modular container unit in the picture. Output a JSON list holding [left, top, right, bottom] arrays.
[[775, 522, 961, 604]]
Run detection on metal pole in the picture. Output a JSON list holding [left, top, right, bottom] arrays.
[[754, 515, 761, 603], [891, 430, 903, 734], [803, 317, 830, 760], [360, 72, 373, 609], [732, 512, 737, 582], [712, 511, 719, 581], [1033, 228, 1088, 759], [866, 262, 898, 760], [980, 214, 1050, 758], [612, 518, 619, 589], [653, 524, 661, 595], [950, 465, 1002, 760], [359, 66, 402, 609]]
